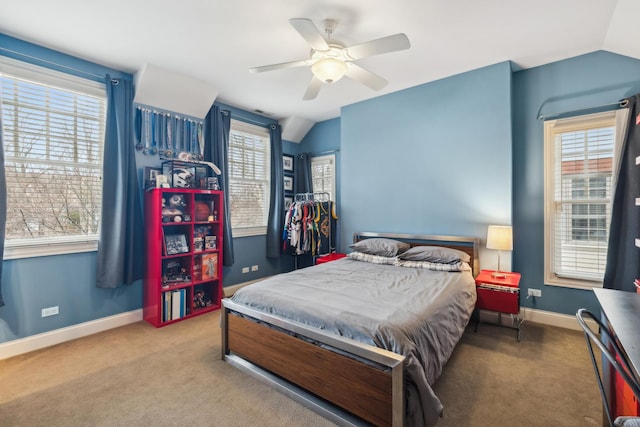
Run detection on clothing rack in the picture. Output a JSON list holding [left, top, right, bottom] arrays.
[[284, 192, 337, 269], [294, 192, 330, 202]]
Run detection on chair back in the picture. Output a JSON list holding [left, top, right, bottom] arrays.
[[576, 309, 640, 427]]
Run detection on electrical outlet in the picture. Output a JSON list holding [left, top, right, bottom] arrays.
[[527, 288, 542, 297], [242, 267, 249, 274], [251, 265, 259, 272], [41, 306, 59, 317]]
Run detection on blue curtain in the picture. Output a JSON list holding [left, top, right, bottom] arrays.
[[204, 105, 234, 266], [603, 94, 640, 292], [96, 77, 144, 288], [266, 124, 284, 258], [295, 152, 313, 194], [0, 103, 6, 306]]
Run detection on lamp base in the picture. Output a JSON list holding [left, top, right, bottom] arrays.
[[491, 271, 507, 279]]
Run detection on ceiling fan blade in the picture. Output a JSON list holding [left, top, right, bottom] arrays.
[[303, 76, 323, 100], [344, 63, 388, 91], [344, 33, 410, 60], [249, 59, 310, 73], [289, 18, 330, 51]]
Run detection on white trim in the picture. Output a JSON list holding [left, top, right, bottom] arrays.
[[0, 309, 142, 360], [478, 307, 595, 331], [4, 238, 98, 260]]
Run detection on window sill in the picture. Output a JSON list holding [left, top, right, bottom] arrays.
[[231, 227, 267, 238], [545, 274, 603, 290], [4, 238, 98, 260]]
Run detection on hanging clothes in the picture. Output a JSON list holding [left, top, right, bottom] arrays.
[[283, 193, 338, 259]]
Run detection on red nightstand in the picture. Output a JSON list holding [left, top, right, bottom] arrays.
[[474, 269, 522, 341], [315, 253, 347, 264]]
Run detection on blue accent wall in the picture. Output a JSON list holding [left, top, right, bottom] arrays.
[[339, 62, 513, 254], [512, 50, 640, 315], [0, 34, 139, 343]]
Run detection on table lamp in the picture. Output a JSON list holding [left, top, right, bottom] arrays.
[[486, 225, 513, 278]]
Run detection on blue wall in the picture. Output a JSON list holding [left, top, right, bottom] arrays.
[[512, 50, 640, 315], [0, 34, 140, 343], [339, 62, 513, 255], [0, 35, 293, 344], [3, 31, 640, 345]]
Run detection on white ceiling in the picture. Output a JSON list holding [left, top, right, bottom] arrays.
[[2, 0, 640, 126]]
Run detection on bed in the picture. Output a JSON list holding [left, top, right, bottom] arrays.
[[221, 232, 479, 426]]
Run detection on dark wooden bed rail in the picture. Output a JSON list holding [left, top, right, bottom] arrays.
[[221, 299, 405, 426]]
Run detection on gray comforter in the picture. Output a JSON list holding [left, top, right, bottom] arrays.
[[231, 258, 477, 426]]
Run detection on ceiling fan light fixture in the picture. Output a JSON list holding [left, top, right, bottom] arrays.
[[311, 57, 347, 84]]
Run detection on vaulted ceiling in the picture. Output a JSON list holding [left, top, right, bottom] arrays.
[[2, 0, 639, 129]]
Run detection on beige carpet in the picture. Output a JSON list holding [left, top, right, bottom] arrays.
[[0, 311, 601, 426]]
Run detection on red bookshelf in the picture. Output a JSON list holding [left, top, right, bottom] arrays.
[[143, 188, 224, 327]]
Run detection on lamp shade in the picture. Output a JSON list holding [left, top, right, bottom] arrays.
[[486, 225, 513, 251], [311, 58, 347, 84]]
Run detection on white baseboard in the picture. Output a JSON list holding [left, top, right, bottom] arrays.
[[0, 277, 272, 361], [0, 309, 143, 361], [478, 307, 593, 331], [0, 296, 587, 361]]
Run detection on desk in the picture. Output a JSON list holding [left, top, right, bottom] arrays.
[[593, 288, 640, 420]]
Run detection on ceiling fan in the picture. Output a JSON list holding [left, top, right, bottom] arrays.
[[249, 18, 411, 100]]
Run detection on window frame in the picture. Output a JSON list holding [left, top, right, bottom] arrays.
[[311, 153, 336, 201], [1, 56, 107, 259], [543, 110, 625, 289], [227, 119, 271, 238]]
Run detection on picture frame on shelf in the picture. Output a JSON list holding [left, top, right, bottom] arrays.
[[144, 167, 161, 190], [201, 253, 219, 280], [284, 175, 294, 192], [283, 154, 294, 172], [164, 233, 189, 255], [284, 196, 293, 210]]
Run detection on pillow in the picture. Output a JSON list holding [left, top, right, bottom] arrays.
[[394, 259, 470, 272], [347, 251, 398, 265], [398, 246, 471, 264], [349, 238, 410, 257]]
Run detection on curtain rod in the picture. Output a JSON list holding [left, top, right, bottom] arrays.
[[0, 46, 111, 81], [537, 99, 629, 120]]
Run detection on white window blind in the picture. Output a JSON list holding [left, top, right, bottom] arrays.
[[228, 120, 270, 236], [311, 154, 335, 201], [1, 57, 106, 258], [544, 111, 620, 287]]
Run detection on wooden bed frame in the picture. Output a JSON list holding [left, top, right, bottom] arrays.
[[221, 232, 479, 426]]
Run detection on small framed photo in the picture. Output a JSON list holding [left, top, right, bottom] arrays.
[[144, 167, 161, 190], [284, 175, 294, 192], [284, 196, 293, 210], [164, 233, 189, 255], [283, 154, 294, 172]]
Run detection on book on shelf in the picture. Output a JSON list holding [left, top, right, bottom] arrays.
[[202, 253, 218, 280], [171, 289, 187, 320], [163, 289, 187, 321]]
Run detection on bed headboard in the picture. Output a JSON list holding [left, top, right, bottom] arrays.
[[353, 231, 480, 276]]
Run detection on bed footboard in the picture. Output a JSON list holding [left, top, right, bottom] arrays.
[[221, 298, 405, 427]]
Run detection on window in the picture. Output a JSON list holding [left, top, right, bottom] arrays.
[[544, 110, 626, 288], [1, 57, 107, 259], [228, 120, 270, 237], [311, 154, 336, 201]]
